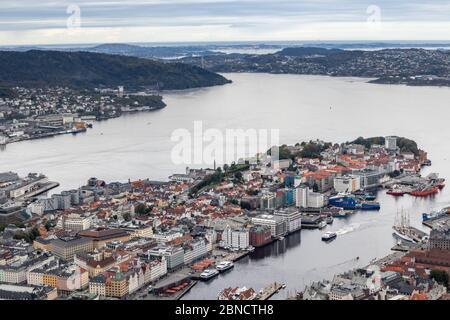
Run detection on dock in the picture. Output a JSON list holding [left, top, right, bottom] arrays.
[[391, 242, 420, 252], [17, 181, 60, 200], [423, 215, 450, 230], [255, 282, 285, 300]]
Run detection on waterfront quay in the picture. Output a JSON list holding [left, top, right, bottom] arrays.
[[0, 135, 448, 301], [0, 86, 164, 146]]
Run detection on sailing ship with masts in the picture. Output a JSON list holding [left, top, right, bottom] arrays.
[[392, 209, 427, 243]]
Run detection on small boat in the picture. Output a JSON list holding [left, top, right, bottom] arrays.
[[278, 236, 285, 241], [200, 269, 220, 280], [356, 193, 376, 201], [322, 232, 337, 241], [325, 216, 334, 225], [422, 211, 443, 221], [318, 220, 327, 229], [216, 261, 234, 273], [387, 189, 405, 196]]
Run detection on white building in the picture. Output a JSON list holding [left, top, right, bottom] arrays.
[[272, 159, 292, 170], [151, 231, 183, 244], [148, 257, 167, 282], [252, 214, 287, 238], [295, 186, 309, 208], [274, 208, 302, 233], [334, 176, 361, 193], [222, 226, 249, 250], [57, 214, 92, 232], [307, 192, 326, 208], [385, 136, 397, 151]]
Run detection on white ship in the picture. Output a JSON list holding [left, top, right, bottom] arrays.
[[322, 232, 337, 241], [216, 261, 234, 272], [200, 269, 219, 280]]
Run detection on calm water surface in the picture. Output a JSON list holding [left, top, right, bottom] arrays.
[[1, 73, 449, 298]]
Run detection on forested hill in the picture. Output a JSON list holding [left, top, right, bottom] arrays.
[[0, 50, 231, 90]]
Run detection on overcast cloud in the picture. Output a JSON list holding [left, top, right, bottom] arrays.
[[2, 0, 450, 45]]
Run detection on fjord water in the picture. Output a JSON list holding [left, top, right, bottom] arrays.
[[2, 73, 450, 298]]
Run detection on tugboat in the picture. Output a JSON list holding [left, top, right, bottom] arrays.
[[200, 269, 220, 281], [216, 261, 234, 273], [322, 232, 337, 241], [387, 189, 405, 196]]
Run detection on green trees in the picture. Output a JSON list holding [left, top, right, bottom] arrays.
[[0, 50, 230, 90], [430, 270, 449, 288], [135, 203, 152, 216], [350, 136, 419, 155], [13, 227, 40, 243]]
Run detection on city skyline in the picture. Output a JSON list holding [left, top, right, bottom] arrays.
[[2, 0, 450, 45]]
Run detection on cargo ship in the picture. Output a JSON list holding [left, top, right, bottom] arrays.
[[328, 195, 380, 211]]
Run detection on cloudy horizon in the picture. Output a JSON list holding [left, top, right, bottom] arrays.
[[2, 0, 450, 46]]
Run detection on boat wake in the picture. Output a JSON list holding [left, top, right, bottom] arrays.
[[334, 223, 362, 236]]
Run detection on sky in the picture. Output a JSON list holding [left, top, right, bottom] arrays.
[[2, 0, 450, 45]]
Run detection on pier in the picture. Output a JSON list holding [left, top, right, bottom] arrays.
[[255, 282, 285, 300]]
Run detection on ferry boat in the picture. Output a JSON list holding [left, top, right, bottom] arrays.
[[328, 195, 380, 211], [322, 232, 337, 241], [216, 261, 234, 272], [200, 269, 220, 281]]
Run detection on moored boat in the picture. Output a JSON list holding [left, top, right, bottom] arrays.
[[387, 189, 405, 196], [200, 269, 219, 281], [328, 195, 380, 211], [216, 261, 234, 272], [410, 187, 439, 197]]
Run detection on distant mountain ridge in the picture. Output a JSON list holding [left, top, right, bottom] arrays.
[[0, 50, 231, 90]]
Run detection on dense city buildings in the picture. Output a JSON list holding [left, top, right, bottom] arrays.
[[0, 135, 447, 301]]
